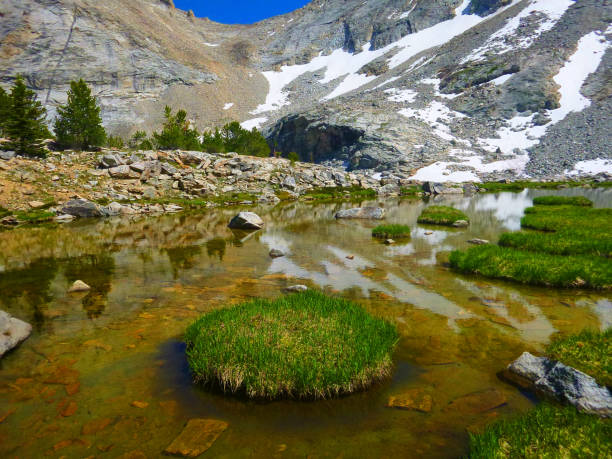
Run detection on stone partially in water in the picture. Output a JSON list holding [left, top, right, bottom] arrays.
[[506, 352, 612, 417], [164, 419, 228, 457], [269, 249, 285, 258], [68, 280, 91, 293], [0, 311, 32, 358], [228, 212, 264, 230], [284, 285, 308, 293], [445, 388, 507, 414], [61, 199, 103, 218], [387, 389, 433, 413], [452, 220, 469, 228], [468, 238, 489, 245], [335, 207, 386, 220]]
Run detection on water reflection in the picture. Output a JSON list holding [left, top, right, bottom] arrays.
[[64, 254, 116, 319]]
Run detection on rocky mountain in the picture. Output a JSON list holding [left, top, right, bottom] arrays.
[[1, 0, 610, 181]]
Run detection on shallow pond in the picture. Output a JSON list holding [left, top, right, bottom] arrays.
[[0, 188, 610, 458]]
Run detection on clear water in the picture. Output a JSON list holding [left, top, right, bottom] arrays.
[[0, 188, 610, 458]]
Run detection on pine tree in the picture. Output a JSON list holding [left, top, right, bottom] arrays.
[[153, 106, 201, 150], [0, 86, 11, 137], [54, 79, 106, 150], [4, 76, 49, 157]]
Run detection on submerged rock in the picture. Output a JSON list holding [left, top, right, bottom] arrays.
[[164, 418, 228, 457], [335, 207, 386, 220], [61, 199, 103, 218], [0, 311, 32, 358], [445, 388, 507, 414], [506, 352, 612, 417], [228, 212, 264, 230], [387, 389, 433, 412], [269, 249, 285, 258]]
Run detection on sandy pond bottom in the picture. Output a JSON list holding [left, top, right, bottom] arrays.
[[0, 188, 610, 458]]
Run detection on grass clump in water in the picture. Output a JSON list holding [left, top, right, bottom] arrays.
[[417, 206, 468, 226], [547, 328, 611, 387], [521, 206, 612, 232], [498, 231, 612, 257], [532, 195, 593, 207], [468, 403, 611, 458], [184, 290, 399, 399], [449, 245, 611, 289], [372, 224, 411, 239]]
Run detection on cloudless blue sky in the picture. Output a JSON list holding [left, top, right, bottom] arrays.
[[173, 0, 311, 24]]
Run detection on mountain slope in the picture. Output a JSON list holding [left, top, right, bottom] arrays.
[[0, 0, 610, 180]]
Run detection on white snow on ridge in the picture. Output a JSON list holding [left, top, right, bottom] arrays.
[[567, 159, 612, 176], [223, 103, 234, 110], [480, 30, 610, 154], [408, 149, 530, 182], [240, 117, 268, 130], [385, 88, 417, 103], [491, 74, 513, 86], [253, 0, 522, 113], [463, 0, 574, 63], [398, 101, 467, 143]]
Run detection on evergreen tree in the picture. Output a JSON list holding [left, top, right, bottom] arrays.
[[54, 79, 106, 150], [218, 121, 270, 157], [153, 106, 201, 150], [0, 86, 11, 136], [4, 76, 49, 157]]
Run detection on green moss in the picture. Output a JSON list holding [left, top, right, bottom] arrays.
[[478, 181, 582, 193], [372, 224, 411, 239], [547, 328, 611, 387], [521, 206, 612, 232], [399, 185, 422, 196], [14, 210, 55, 223], [417, 206, 468, 226], [184, 291, 399, 399], [303, 186, 377, 202], [532, 195, 593, 207], [0, 206, 12, 219], [449, 245, 611, 289], [468, 403, 611, 458]]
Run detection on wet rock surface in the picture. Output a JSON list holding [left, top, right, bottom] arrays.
[[506, 352, 612, 417], [0, 311, 32, 358]]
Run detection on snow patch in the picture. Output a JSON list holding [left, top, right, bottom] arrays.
[[566, 159, 612, 176], [384, 88, 417, 103], [223, 103, 234, 110], [463, 0, 574, 63], [399, 101, 467, 143], [479, 30, 610, 154], [491, 74, 513, 86], [240, 117, 268, 130], [203, 42, 219, 47]]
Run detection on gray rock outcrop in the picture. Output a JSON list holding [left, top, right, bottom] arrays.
[[61, 199, 103, 218], [0, 311, 32, 358], [506, 352, 612, 418], [335, 207, 386, 220]]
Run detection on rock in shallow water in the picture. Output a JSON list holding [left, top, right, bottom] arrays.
[[284, 285, 308, 293], [61, 199, 103, 218], [0, 311, 32, 358], [228, 212, 264, 230], [506, 352, 612, 417], [335, 207, 386, 220], [68, 280, 91, 293], [387, 389, 433, 412], [269, 249, 285, 258], [164, 418, 228, 457]]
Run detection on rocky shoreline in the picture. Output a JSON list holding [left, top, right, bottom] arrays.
[[0, 149, 610, 226]]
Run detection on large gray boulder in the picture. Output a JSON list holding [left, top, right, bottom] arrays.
[[99, 154, 123, 168], [109, 165, 137, 179], [507, 352, 612, 417], [0, 311, 32, 358], [228, 212, 264, 230], [61, 199, 103, 218], [0, 151, 16, 161], [335, 207, 386, 220]]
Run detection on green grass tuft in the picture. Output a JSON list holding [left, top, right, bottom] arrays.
[[14, 210, 55, 223], [372, 224, 411, 239], [184, 291, 399, 399], [498, 231, 612, 257], [449, 245, 612, 289], [303, 186, 377, 202], [468, 403, 611, 458], [532, 195, 593, 207], [417, 206, 468, 226], [547, 328, 611, 387], [521, 206, 612, 232]]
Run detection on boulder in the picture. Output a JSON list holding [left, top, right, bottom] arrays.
[[0, 150, 16, 161], [335, 207, 386, 220], [68, 280, 91, 293], [228, 212, 264, 230], [378, 183, 400, 196], [468, 238, 489, 245], [99, 154, 123, 168], [282, 175, 297, 190], [284, 285, 308, 293], [109, 165, 137, 179], [28, 200, 46, 209], [0, 311, 32, 358], [453, 220, 469, 228], [506, 352, 612, 417], [423, 182, 463, 195], [61, 199, 103, 218], [269, 249, 285, 258]]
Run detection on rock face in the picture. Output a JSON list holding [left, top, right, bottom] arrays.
[[506, 352, 612, 417], [335, 207, 386, 220], [228, 212, 264, 230], [0, 311, 32, 358], [61, 199, 103, 218], [1, 0, 610, 179]]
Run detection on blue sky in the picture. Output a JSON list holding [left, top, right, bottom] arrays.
[[173, 1, 311, 24]]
